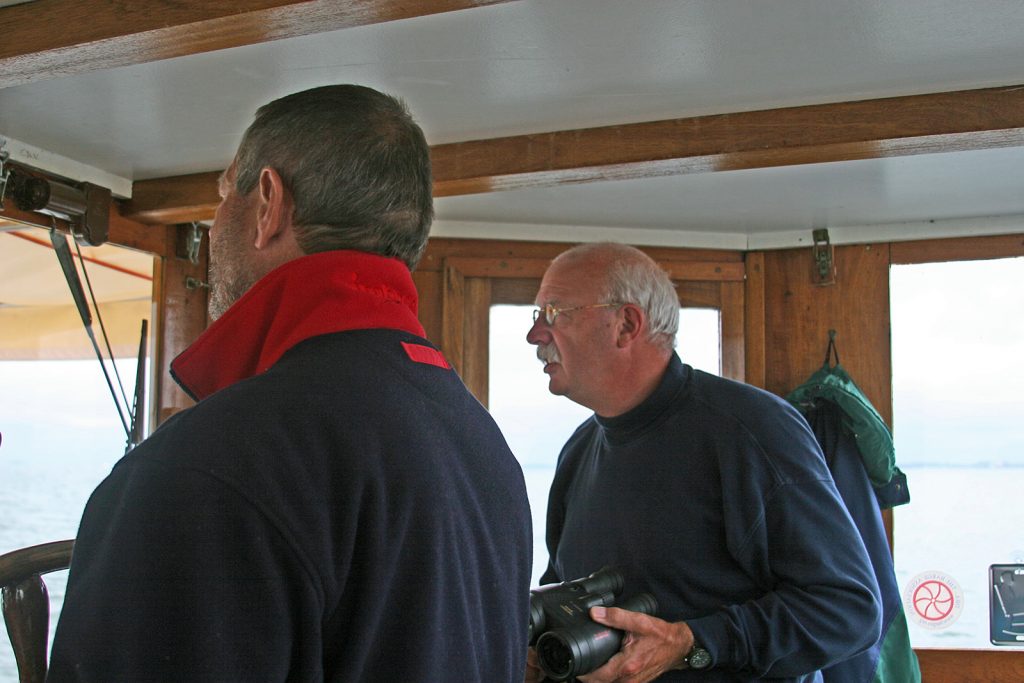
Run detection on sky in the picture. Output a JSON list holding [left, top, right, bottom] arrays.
[[890, 258, 1024, 466]]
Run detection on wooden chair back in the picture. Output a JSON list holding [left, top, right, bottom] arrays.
[[0, 540, 75, 683]]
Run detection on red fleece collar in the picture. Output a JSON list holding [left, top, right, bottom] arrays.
[[171, 250, 425, 401]]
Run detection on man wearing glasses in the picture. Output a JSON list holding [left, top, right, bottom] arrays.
[[524, 242, 881, 683]]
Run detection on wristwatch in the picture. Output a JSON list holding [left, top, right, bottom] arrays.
[[684, 644, 712, 670]]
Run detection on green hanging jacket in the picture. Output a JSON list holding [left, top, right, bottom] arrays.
[[787, 361, 909, 509], [787, 362, 895, 488]]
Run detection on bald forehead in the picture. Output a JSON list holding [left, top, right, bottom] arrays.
[[536, 253, 608, 305], [556, 242, 651, 270]]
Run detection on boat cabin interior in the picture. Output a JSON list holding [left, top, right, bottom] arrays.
[[1, 1, 1023, 681]]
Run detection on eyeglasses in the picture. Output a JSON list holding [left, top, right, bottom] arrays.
[[532, 302, 620, 325]]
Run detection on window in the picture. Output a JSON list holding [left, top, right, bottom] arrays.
[[489, 304, 721, 586], [891, 257, 1024, 650], [0, 231, 153, 681], [0, 358, 149, 681]]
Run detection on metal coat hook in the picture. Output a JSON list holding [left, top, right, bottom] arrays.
[[823, 329, 840, 368]]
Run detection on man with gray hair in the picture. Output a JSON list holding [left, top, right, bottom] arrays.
[[49, 85, 532, 682], [525, 242, 880, 682]]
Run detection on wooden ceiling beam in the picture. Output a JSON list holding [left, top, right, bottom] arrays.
[[430, 84, 1024, 196], [121, 84, 1024, 224], [0, 0, 517, 89], [126, 172, 222, 225]]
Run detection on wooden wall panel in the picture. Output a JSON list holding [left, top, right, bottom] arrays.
[[720, 281, 745, 381], [761, 243, 892, 425], [744, 251, 766, 389], [418, 237, 743, 272], [412, 269, 443, 345], [492, 277, 541, 304], [462, 278, 491, 406], [441, 263, 466, 377]]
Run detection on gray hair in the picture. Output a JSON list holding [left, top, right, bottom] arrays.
[[234, 84, 433, 270], [557, 242, 679, 351]]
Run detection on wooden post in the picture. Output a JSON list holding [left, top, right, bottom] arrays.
[[153, 223, 209, 426]]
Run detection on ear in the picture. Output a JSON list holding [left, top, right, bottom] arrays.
[[252, 167, 294, 250], [616, 304, 646, 348]]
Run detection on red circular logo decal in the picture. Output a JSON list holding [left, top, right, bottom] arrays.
[[904, 570, 963, 630], [911, 579, 955, 621]]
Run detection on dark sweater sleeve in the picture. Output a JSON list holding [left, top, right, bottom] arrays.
[[686, 468, 883, 677], [47, 459, 320, 682]]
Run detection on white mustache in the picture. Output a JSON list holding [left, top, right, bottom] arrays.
[[537, 344, 561, 365]]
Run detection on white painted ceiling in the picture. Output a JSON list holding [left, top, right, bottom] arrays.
[[2, 0, 1024, 248]]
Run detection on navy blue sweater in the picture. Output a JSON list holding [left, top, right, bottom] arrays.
[[541, 355, 881, 681], [49, 330, 532, 681]]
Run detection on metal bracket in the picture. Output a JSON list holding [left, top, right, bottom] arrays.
[[811, 228, 836, 285], [180, 223, 208, 289], [72, 182, 111, 246], [185, 222, 204, 265], [185, 276, 209, 291], [0, 146, 9, 209]]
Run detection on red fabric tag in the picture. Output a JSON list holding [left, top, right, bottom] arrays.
[[402, 342, 451, 369]]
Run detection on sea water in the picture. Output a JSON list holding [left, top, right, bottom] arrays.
[[0, 439, 119, 683]]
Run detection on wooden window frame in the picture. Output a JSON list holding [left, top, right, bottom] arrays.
[[438, 254, 747, 407]]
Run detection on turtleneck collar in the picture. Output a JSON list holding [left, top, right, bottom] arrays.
[[171, 250, 425, 402], [594, 353, 691, 444]]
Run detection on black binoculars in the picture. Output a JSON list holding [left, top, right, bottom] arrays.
[[528, 567, 658, 681]]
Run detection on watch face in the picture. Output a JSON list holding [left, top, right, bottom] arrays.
[[688, 646, 712, 670]]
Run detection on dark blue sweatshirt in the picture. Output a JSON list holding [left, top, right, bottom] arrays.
[[541, 355, 881, 681], [49, 252, 533, 682]]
